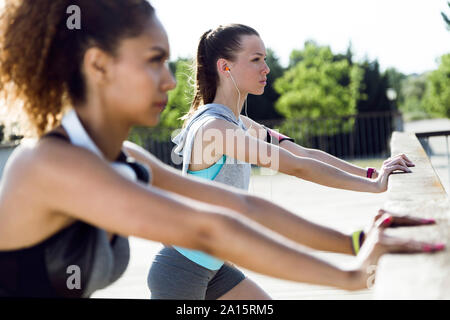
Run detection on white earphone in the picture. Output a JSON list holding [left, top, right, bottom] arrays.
[[225, 65, 251, 129]]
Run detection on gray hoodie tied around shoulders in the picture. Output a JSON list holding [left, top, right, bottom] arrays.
[[172, 103, 251, 190]]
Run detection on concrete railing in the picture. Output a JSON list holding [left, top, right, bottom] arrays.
[[374, 132, 450, 299]]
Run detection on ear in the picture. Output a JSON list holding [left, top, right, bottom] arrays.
[[83, 47, 113, 84], [216, 58, 230, 76]]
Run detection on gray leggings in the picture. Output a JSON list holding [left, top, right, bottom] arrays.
[[148, 246, 246, 300]]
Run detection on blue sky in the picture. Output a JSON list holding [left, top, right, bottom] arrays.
[[152, 0, 450, 75]]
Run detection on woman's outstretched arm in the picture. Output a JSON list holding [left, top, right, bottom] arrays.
[[240, 115, 414, 180], [194, 119, 410, 194]]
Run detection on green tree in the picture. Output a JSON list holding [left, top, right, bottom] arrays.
[[442, 2, 450, 30], [274, 42, 363, 138], [396, 73, 430, 120], [288, 40, 316, 68], [351, 60, 397, 156], [356, 59, 392, 113], [159, 58, 194, 129], [423, 54, 450, 118]]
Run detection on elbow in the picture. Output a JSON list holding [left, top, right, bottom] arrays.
[[287, 155, 319, 180], [288, 165, 303, 178], [284, 156, 305, 177]]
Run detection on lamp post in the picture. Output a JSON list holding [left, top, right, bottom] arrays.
[[386, 88, 402, 132]]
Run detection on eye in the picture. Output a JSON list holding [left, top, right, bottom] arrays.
[[252, 56, 267, 62], [149, 55, 165, 63]]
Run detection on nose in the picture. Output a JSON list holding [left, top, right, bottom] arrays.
[[263, 61, 270, 75], [162, 64, 177, 92]]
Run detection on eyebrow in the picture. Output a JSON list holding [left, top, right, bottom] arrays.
[[149, 46, 169, 57], [252, 52, 266, 57]]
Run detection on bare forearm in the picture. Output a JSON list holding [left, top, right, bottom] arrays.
[[282, 141, 367, 177], [206, 213, 359, 290], [281, 154, 377, 193], [308, 149, 369, 177], [244, 195, 354, 255]]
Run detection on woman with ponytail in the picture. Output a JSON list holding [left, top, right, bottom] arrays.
[[143, 24, 443, 300], [0, 2, 442, 299]]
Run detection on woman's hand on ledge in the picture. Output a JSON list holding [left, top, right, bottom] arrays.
[[368, 208, 435, 232], [373, 154, 415, 192], [362, 208, 443, 253], [349, 209, 445, 290]]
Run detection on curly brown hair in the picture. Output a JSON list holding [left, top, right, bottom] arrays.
[[0, 0, 155, 136]]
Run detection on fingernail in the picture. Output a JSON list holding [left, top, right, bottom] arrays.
[[433, 243, 446, 251], [423, 243, 446, 252], [420, 218, 435, 224], [382, 216, 393, 226]]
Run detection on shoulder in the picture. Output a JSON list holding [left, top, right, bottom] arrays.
[[3, 138, 53, 182], [201, 118, 240, 132], [3, 136, 106, 192], [194, 118, 244, 143], [239, 115, 267, 140], [239, 115, 253, 128]]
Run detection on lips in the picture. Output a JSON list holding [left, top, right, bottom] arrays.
[[154, 100, 168, 110]]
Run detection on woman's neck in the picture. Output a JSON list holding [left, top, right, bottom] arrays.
[[74, 104, 131, 162], [213, 86, 248, 120]]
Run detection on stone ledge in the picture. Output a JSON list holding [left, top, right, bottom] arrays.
[[374, 132, 450, 299]]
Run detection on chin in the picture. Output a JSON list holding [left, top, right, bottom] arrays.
[[136, 114, 160, 127], [251, 88, 265, 95]]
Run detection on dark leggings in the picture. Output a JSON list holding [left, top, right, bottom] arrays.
[[148, 246, 246, 300]]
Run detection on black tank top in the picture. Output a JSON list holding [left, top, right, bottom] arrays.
[[0, 132, 150, 297]]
